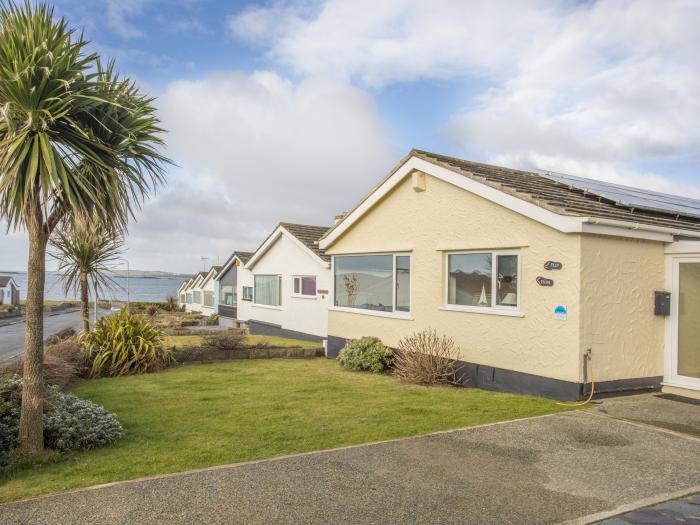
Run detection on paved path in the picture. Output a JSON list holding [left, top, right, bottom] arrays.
[[0, 308, 110, 362], [596, 493, 700, 524], [1, 404, 699, 525]]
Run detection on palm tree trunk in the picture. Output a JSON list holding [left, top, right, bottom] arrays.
[[80, 271, 90, 332], [19, 218, 48, 453]]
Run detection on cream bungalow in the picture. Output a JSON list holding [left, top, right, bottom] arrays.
[[319, 150, 700, 401], [237, 223, 332, 342]]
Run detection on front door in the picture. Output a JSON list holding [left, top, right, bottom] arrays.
[[668, 258, 700, 391]]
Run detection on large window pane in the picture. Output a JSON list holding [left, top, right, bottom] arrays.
[[448, 253, 492, 307], [203, 291, 214, 307], [335, 255, 393, 311], [496, 255, 518, 307], [396, 256, 411, 312], [220, 285, 235, 305], [255, 275, 281, 306]]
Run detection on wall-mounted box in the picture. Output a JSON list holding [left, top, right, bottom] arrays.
[[654, 291, 671, 316]]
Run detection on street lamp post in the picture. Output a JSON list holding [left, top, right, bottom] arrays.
[[116, 258, 130, 313]]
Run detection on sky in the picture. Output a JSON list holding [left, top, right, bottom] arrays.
[[2, 0, 700, 273]]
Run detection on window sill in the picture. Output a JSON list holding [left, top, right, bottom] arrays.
[[329, 306, 413, 320], [439, 305, 524, 318], [291, 294, 318, 300], [252, 303, 282, 311]]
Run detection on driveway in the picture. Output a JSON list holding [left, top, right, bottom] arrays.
[[1, 395, 699, 525], [0, 308, 111, 363]]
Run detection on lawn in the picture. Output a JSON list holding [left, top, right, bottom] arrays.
[[162, 334, 322, 349], [0, 359, 572, 502]]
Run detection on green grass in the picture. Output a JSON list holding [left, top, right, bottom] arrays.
[[0, 359, 572, 502], [162, 334, 322, 349], [19, 300, 77, 307]]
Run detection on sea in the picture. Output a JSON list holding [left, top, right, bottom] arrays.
[[6, 272, 185, 303]]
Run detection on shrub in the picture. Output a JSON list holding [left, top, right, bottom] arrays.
[[393, 329, 462, 385], [3, 338, 84, 389], [203, 330, 245, 350], [145, 304, 159, 318], [0, 377, 123, 454], [205, 313, 219, 326], [338, 336, 393, 373], [80, 310, 173, 377], [45, 327, 76, 346], [164, 296, 177, 312]]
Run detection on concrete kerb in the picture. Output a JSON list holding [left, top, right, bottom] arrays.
[[559, 485, 700, 525]]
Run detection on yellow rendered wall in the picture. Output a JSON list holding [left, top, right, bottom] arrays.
[[327, 174, 584, 382], [579, 235, 665, 382]]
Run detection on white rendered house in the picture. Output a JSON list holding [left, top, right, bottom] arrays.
[[237, 223, 332, 341], [0, 276, 20, 306]]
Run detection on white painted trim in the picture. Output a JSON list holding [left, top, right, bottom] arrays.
[[319, 154, 700, 249], [200, 267, 220, 288], [329, 306, 413, 320], [246, 225, 330, 270], [443, 249, 522, 314], [664, 255, 700, 392], [438, 306, 525, 318], [215, 255, 245, 282], [666, 241, 700, 255], [251, 303, 283, 312], [330, 252, 413, 315]]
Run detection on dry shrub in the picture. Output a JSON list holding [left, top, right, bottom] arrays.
[[45, 327, 76, 346], [6, 339, 83, 390], [203, 330, 246, 350], [393, 329, 462, 385], [145, 304, 159, 318]]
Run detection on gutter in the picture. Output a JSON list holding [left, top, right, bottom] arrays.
[[579, 217, 700, 240]]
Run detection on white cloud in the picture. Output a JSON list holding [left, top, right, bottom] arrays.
[[145, 70, 397, 272], [230, 0, 700, 196]]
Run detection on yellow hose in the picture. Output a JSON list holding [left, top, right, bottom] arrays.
[[557, 351, 595, 406]]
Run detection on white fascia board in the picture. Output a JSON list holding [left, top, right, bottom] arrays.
[[665, 241, 700, 254], [320, 154, 698, 249], [246, 226, 330, 270], [201, 268, 219, 288], [320, 156, 581, 249], [245, 228, 284, 270], [215, 255, 244, 281]]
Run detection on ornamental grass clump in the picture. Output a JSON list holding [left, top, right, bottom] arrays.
[[393, 329, 463, 385], [338, 336, 393, 373], [80, 310, 173, 377]]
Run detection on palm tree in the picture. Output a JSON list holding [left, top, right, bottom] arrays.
[[0, 3, 168, 453], [50, 222, 124, 332]]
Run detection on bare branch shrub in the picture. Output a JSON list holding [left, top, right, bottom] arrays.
[[393, 329, 462, 385], [203, 330, 246, 350]]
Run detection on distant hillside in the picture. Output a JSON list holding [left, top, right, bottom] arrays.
[[2, 270, 191, 279]]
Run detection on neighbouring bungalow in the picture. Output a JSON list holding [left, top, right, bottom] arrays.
[[177, 277, 193, 306], [213, 251, 254, 327], [237, 223, 332, 342], [0, 276, 20, 307], [197, 265, 222, 317], [319, 149, 700, 401]]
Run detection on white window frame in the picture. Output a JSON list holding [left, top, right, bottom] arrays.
[[254, 274, 282, 308], [242, 286, 253, 301], [443, 250, 522, 317], [330, 253, 412, 319], [292, 275, 317, 299], [219, 285, 236, 306]]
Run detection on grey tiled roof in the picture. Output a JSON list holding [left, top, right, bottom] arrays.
[[280, 223, 331, 262], [413, 149, 700, 232]]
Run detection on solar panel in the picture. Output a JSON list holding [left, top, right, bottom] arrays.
[[535, 170, 700, 219]]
